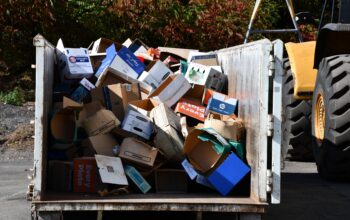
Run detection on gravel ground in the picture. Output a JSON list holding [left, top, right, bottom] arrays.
[[0, 102, 35, 161]]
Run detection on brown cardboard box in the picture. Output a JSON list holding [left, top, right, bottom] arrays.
[[79, 102, 120, 136], [89, 38, 115, 55], [150, 103, 184, 162], [204, 114, 244, 141], [48, 160, 73, 192], [155, 169, 188, 193], [183, 128, 231, 174], [121, 109, 153, 140], [119, 137, 158, 167], [84, 134, 119, 157], [128, 99, 158, 117], [50, 97, 83, 143], [95, 67, 152, 95], [91, 83, 141, 121]]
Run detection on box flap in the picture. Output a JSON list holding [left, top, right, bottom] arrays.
[[88, 134, 119, 157], [83, 109, 120, 136], [95, 155, 128, 185], [63, 96, 83, 110]]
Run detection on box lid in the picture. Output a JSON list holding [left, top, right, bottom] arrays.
[[95, 155, 128, 185]]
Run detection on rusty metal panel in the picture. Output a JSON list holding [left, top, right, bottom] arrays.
[[33, 34, 55, 201], [216, 39, 273, 203]]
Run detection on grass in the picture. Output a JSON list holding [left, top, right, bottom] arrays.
[[0, 87, 25, 106]]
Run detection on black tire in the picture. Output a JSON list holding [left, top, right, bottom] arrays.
[[312, 54, 350, 181], [282, 59, 314, 161]]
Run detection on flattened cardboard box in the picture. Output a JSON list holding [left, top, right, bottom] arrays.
[[150, 103, 184, 162], [86, 134, 119, 157], [204, 115, 244, 141], [125, 165, 151, 194], [73, 157, 97, 193], [91, 83, 141, 121], [119, 137, 158, 167], [121, 109, 153, 140], [148, 74, 191, 108], [95, 155, 128, 185]]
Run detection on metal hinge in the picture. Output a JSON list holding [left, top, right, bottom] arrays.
[[266, 169, 273, 193], [27, 182, 34, 201], [267, 114, 273, 137]]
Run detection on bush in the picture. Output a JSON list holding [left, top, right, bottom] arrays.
[[0, 87, 25, 106]]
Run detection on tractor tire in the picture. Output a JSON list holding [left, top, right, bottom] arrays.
[[312, 54, 350, 181], [282, 59, 314, 161]]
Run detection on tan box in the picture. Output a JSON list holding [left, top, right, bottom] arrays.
[[119, 137, 158, 167]]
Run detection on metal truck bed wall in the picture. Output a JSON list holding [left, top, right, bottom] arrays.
[[32, 35, 282, 216]]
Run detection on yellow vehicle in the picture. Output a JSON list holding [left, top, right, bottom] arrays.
[[246, 0, 350, 180]]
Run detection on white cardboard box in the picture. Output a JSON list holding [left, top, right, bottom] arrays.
[[121, 110, 153, 140], [148, 74, 191, 108], [95, 155, 128, 185], [138, 60, 173, 90], [56, 39, 94, 82]]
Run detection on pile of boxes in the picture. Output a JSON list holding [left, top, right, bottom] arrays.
[[48, 38, 250, 196]]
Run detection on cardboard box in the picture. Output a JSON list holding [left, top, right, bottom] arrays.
[[79, 102, 120, 137], [150, 103, 184, 162], [56, 39, 94, 82], [95, 43, 145, 79], [204, 115, 244, 141], [89, 38, 115, 56], [155, 169, 188, 193], [86, 134, 119, 157], [207, 153, 250, 196], [95, 67, 152, 95], [121, 110, 153, 140], [188, 52, 218, 66], [128, 38, 149, 54], [119, 137, 158, 167], [125, 165, 151, 194], [73, 157, 97, 193], [183, 128, 231, 174], [48, 160, 73, 192], [206, 92, 238, 116], [70, 78, 95, 103], [50, 97, 83, 143], [175, 85, 206, 121], [157, 47, 199, 60], [95, 155, 128, 185], [91, 83, 141, 121], [138, 60, 173, 90], [128, 99, 158, 117], [185, 63, 225, 92], [148, 74, 191, 108]]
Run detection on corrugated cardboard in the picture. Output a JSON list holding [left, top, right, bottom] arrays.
[[121, 110, 153, 140], [70, 78, 95, 103], [207, 153, 250, 196], [89, 38, 115, 56], [48, 160, 73, 192], [175, 85, 206, 121], [183, 128, 231, 174], [51, 97, 82, 143], [155, 169, 188, 193], [204, 115, 244, 141], [157, 47, 199, 60], [95, 67, 152, 95], [91, 83, 141, 121], [56, 39, 94, 82], [185, 63, 225, 92], [188, 53, 218, 66], [150, 103, 184, 162], [73, 157, 97, 193], [125, 165, 151, 194], [79, 102, 120, 136], [148, 74, 191, 108], [128, 99, 158, 117], [119, 137, 158, 167], [95, 155, 128, 185], [138, 60, 173, 90], [86, 134, 119, 157], [206, 92, 238, 116]]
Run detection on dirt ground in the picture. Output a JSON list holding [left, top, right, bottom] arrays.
[[0, 102, 34, 161]]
